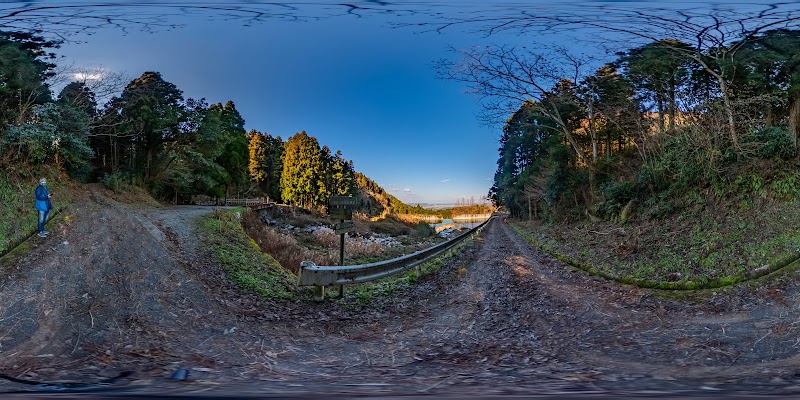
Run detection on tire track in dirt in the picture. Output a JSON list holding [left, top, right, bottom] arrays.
[[0, 188, 299, 392], [483, 219, 800, 388], [332, 218, 800, 393], [3, 188, 800, 396]]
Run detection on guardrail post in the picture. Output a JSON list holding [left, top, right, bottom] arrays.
[[300, 261, 326, 301], [314, 286, 325, 301], [296, 217, 495, 296]]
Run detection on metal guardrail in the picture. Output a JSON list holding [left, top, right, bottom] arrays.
[[224, 198, 276, 211], [298, 216, 495, 298], [224, 198, 268, 207]]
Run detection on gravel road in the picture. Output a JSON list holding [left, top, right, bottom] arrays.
[[1, 187, 800, 397]]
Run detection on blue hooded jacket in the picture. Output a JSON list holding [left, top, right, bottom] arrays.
[[35, 184, 50, 211]]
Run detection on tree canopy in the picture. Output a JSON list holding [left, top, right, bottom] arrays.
[[477, 33, 800, 220]]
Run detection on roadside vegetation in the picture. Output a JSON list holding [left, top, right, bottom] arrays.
[[466, 29, 800, 289], [0, 171, 68, 256], [242, 206, 441, 274], [512, 194, 800, 289], [0, 28, 460, 297], [197, 208, 296, 300]]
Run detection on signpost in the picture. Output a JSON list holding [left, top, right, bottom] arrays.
[[334, 221, 355, 235], [329, 196, 356, 298], [330, 196, 356, 221]]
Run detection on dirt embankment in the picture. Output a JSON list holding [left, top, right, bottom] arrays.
[[1, 186, 799, 396]]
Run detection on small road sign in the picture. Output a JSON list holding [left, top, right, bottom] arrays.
[[330, 196, 356, 220], [330, 196, 357, 206], [334, 221, 355, 235], [331, 208, 353, 220]]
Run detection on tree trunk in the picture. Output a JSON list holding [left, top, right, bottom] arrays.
[[146, 147, 154, 181], [588, 109, 598, 164], [790, 96, 800, 148], [527, 194, 532, 221], [765, 102, 773, 126], [111, 137, 118, 173], [561, 126, 591, 168], [721, 84, 738, 146], [669, 77, 677, 133], [657, 98, 665, 136], [691, 55, 737, 146]]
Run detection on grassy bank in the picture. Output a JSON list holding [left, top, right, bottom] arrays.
[[197, 208, 297, 300], [512, 193, 800, 290], [0, 172, 67, 255]]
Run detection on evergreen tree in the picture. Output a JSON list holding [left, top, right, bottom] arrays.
[[248, 129, 284, 202], [615, 40, 694, 134], [0, 31, 57, 126], [105, 71, 184, 182], [280, 131, 323, 208], [213, 101, 249, 197], [58, 81, 98, 117]]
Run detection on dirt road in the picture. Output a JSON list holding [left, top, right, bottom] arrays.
[[1, 187, 800, 397]]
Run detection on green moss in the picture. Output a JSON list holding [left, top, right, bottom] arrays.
[[510, 221, 800, 291], [197, 209, 297, 300]]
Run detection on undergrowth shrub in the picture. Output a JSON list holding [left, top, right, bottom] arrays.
[[770, 172, 800, 199], [642, 126, 728, 195], [102, 173, 123, 192], [369, 216, 413, 236], [734, 173, 767, 197], [102, 171, 140, 193], [595, 180, 636, 218], [741, 126, 795, 160], [413, 222, 435, 237]]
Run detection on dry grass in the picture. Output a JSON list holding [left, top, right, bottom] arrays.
[[245, 213, 337, 273], [244, 211, 395, 270], [312, 229, 339, 247], [346, 239, 384, 259], [303, 227, 384, 262]]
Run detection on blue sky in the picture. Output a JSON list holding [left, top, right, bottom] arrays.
[[7, 0, 800, 204], [45, 1, 794, 204], [52, 7, 514, 205]]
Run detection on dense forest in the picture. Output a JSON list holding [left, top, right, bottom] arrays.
[[481, 31, 800, 220], [0, 30, 433, 215]]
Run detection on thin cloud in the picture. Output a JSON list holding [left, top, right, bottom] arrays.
[[73, 72, 104, 81], [440, 178, 451, 183]]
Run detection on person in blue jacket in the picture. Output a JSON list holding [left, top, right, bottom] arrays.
[[34, 177, 53, 238]]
